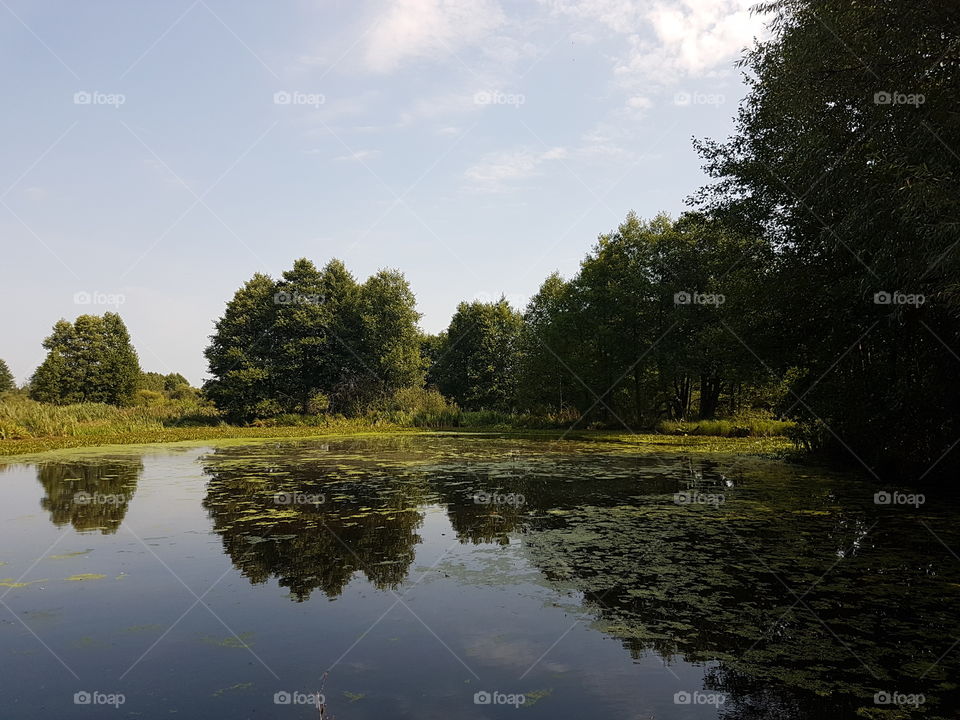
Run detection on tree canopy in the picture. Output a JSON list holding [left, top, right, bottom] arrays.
[[204, 258, 423, 421], [29, 313, 140, 406]]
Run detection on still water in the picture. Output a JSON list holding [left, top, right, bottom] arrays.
[[0, 434, 957, 719]]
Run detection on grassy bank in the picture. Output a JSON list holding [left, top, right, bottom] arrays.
[[0, 395, 794, 458]]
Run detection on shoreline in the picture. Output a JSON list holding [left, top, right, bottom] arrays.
[[0, 424, 794, 461]]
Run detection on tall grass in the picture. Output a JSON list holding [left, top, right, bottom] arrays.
[[0, 394, 220, 439], [0, 389, 795, 444], [657, 417, 794, 437]]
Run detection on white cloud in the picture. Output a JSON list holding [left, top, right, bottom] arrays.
[[364, 0, 506, 72], [618, 0, 766, 82], [464, 146, 567, 191], [333, 149, 381, 161], [541, 0, 766, 84]]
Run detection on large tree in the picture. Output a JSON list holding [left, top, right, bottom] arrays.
[[695, 0, 960, 475], [204, 259, 423, 420], [429, 298, 523, 412], [30, 313, 140, 405]]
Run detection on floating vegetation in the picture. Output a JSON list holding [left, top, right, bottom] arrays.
[[48, 549, 94, 559], [200, 632, 255, 649], [0, 578, 46, 588], [212, 682, 254, 697], [65, 573, 107, 582]]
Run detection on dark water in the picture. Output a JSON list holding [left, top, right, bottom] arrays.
[[0, 434, 957, 719]]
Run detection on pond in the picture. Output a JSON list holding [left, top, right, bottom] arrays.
[[0, 434, 957, 719]]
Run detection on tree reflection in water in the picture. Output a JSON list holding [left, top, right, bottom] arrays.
[[200, 437, 960, 719], [36, 459, 142, 534]]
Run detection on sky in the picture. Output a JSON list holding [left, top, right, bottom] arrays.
[[0, 0, 768, 386]]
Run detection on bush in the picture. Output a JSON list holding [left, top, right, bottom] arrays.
[[133, 389, 165, 406], [376, 387, 461, 428]]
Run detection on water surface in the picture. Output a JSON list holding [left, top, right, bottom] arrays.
[[1, 435, 957, 718]]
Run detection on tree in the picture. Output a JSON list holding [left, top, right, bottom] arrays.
[[203, 273, 282, 420], [204, 259, 424, 420], [516, 273, 581, 413], [348, 269, 425, 412], [430, 298, 523, 411], [0, 358, 14, 393], [694, 0, 960, 475], [29, 313, 141, 405]]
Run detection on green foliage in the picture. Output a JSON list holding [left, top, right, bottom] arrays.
[[204, 259, 424, 421], [429, 297, 524, 411], [657, 418, 795, 438], [374, 386, 461, 428], [511, 213, 771, 429], [29, 313, 141, 406], [0, 358, 14, 393], [133, 389, 166, 406], [0, 393, 219, 438], [694, 0, 960, 475]]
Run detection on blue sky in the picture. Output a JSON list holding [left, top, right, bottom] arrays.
[[1, 0, 767, 385]]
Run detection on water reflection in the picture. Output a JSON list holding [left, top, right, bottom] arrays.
[[197, 438, 960, 718], [36, 459, 142, 534], [200, 445, 429, 601]]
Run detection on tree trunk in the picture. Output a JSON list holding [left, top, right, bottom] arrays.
[[699, 374, 723, 419]]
